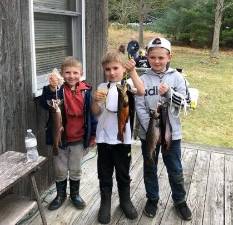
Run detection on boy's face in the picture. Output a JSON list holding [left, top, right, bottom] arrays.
[[147, 48, 171, 73], [62, 66, 83, 88], [103, 62, 126, 82]]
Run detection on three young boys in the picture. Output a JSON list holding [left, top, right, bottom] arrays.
[[40, 36, 192, 223]]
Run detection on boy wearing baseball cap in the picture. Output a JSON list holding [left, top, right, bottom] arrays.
[[135, 37, 192, 220]]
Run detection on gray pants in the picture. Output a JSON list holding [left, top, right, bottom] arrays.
[[53, 142, 84, 182]]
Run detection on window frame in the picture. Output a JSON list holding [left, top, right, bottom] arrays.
[[29, 0, 86, 97]]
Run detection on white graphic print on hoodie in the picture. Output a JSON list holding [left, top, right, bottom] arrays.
[[135, 68, 188, 140]]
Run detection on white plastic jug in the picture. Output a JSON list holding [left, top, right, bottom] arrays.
[[189, 88, 199, 109]]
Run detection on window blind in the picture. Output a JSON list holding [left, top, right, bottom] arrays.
[[33, 0, 76, 11], [34, 13, 72, 75]]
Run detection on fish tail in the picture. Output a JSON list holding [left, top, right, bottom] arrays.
[[149, 151, 153, 160], [164, 117, 172, 151], [117, 132, 124, 142], [146, 150, 155, 164], [52, 146, 59, 156]]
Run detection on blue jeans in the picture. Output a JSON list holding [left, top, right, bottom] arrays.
[[141, 139, 186, 204]]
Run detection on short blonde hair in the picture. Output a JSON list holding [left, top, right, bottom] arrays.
[[101, 51, 126, 67], [61, 56, 82, 73]]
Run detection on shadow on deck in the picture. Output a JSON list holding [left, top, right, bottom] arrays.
[[23, 141, 233, 225]]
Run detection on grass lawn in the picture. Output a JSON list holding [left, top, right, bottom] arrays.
[[108, 26, 233, 148]]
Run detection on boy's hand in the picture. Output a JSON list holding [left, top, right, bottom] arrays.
[[125, 59, 136, 74], [49, 74, 59, 91], [93, 89, 108, 103], [159, 83, 169, 95], [48, 69, 64, 92], [89, 136, 96, 147]]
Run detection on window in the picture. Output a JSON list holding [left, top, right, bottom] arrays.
[[29, 0, 86, 96]]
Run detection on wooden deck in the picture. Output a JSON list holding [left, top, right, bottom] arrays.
[[22, 141, 233, 225]]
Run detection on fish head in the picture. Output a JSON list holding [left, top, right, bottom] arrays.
[[116, 83, 129, 103], [47, 99, 63, 112], [149, 109, 160, 119]]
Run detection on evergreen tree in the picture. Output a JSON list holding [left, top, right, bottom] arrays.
[[221, 1, 233, 47], [156, 0, 215, 47], [155, 0, 233, 48]]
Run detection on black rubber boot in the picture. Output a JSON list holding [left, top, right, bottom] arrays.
[[48, 179, 67, 210], [119, 188, 138, 220], [70, 179, 86, 209], [98, 192, 112, 224], [144, 199, 158, 218]]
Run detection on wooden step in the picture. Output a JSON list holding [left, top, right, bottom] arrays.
[[0, 194, 37, 225]]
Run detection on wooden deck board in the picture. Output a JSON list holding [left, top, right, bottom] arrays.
[[225, 154, 233, 225], [118, 146, 165, 225], [137, 152, 168, 225], [203, 153, 225, 225], [159, 148, 198, 225], [182, 150, 211, 225], [21, 142, 233, 225]]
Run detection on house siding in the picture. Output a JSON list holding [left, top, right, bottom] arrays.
[[0, 0, 107, 196]]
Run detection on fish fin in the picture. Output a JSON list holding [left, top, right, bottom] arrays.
[[59, 99, 64, 105], [47, 100, 53, 107], [117, 133, 124, 142], [52, 146, 59, 156]]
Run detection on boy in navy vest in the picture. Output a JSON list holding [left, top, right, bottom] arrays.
[[40, 57, 97, 210]]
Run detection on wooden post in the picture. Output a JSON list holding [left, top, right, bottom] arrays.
[[30, 174, 47, 225]]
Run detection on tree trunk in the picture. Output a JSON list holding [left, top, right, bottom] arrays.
[[210, 0, 224, 58], [139, 0, 144, 48]]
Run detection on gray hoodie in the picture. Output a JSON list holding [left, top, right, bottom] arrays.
[[135, 68, 188, 140]]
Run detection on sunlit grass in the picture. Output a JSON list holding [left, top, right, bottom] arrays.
[[109, 26, 233, 148], [108, 24, 160, 51]]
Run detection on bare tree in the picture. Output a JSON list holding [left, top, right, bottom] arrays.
[[211, 0, 233, 58], [119, 0, 134, 24], [139, 0, 145, 47], [138, 0, 173, 48], [211, 0, 224, 58], [111, 0, 137, 24]]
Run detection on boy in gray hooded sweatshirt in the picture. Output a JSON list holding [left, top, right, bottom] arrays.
[[135, 37, 192, 221]]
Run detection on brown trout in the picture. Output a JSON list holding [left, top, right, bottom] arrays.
[[159, 103, 172, 152], [146, 109, 161, 159], [116, 82, 129, 142], [47, 99, 64, 155]]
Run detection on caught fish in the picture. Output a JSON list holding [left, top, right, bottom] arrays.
[[116, 82, 129, 142], [159, 103, 172, 152], [146, 109, 161, 159], [47, 99, 64, 155]]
